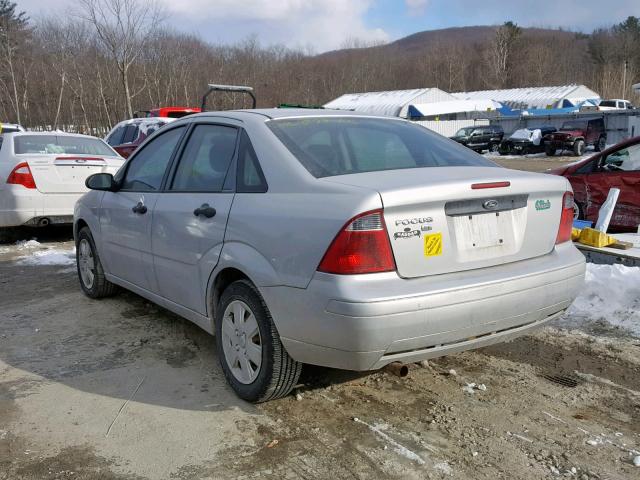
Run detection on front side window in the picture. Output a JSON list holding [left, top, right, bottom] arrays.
[[120, 126, 185, 191], [268, 117, 495, 178], [603, 143, 640, 172], [171, 124, 237, 192], [14, 135, 115, 156]]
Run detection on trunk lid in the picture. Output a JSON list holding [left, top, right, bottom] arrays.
[[24, 155, 124, 194], [322, 167, 570, 278]]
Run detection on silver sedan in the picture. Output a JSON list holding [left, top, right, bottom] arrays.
[[75, 109, 585, 402]]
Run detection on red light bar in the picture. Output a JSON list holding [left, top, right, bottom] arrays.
[[471, 181, 511, 189]]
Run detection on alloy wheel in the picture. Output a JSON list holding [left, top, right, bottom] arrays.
[[221, 300, 262, 384], [78, 238, 95, 289]]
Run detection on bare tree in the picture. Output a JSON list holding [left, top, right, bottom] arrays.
[[487, 21, 522, 88], [76, 0, 163, 118]]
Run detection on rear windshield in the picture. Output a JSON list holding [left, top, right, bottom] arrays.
[[14, 135, 115, 155], [268, 117, 495, 178]]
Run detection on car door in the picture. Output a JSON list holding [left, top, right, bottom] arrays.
[[151, 123, 238, 314], [99, 125, 186, 292], [579, 142, 640, 229]]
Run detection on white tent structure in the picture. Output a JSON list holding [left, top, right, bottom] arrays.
[[452, 85, 600, 110], [324, 88, 455, 117], [408, 99, 502, 119]]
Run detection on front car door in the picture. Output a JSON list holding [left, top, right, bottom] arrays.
[[151, 122, 238, 314], [99, 125, 186, 291], [574, 142, 640, 230]]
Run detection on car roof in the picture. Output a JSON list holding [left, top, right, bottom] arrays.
[[6, 131, 104, 139], [184, 108, 401, 121]]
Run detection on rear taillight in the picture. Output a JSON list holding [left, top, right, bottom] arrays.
[[7, 162, 36, 189], [555, 191, 574, 244], [318, 209, 396, 275]]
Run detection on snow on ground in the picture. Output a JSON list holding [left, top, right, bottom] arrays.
[[16, 247, 75, 266], [562, 263, 640, 337]]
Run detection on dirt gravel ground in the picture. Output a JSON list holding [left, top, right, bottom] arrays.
[[1, 155, 639, 479]]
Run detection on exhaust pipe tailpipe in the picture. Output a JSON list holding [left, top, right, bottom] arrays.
[[38, 217, 50, 227], [384, 362, 409, 378]]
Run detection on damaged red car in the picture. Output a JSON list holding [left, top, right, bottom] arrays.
[[548, 136, 640, 232]]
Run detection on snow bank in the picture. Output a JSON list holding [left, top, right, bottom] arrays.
[[564, 263, 640, 336], [17, 248, 75, 267]]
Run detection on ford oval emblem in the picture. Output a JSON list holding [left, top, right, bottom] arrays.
[[483, 199, 499, 210]]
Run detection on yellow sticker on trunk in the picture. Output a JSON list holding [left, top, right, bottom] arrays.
[[424, 232, 443, 257]]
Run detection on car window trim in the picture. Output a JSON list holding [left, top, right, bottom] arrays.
[[163, 121, 240, 194], [117, 124, 188, 193]]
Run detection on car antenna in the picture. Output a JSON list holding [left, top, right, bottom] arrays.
[[201, 84, 256, 111]]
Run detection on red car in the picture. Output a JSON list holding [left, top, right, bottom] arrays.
[[137, 106, 201, 119], [104, 117, 175, 158], [548, 136, 640, 232]]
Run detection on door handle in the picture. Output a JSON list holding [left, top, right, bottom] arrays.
[[132, 202, 147, 214], [193, 203, 216, 218]]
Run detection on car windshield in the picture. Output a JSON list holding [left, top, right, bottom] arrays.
[[268, 117, 495, 178], [14, 135, 115, 156], [454, 127, 475, 136], [560, 122, 587, 131]]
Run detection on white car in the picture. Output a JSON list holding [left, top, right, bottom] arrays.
[[1, 123, 25, 134], [598, 99, 635, 111], [0, 132, 124, 235]]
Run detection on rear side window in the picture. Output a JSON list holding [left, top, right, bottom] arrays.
[[237, 130, 267, 193], [268, 117, 494, 178], [121, 127, 185, 191], [121, 125, 139, 144], [171, 124, 237, 192], [14, 135, 114, 155]]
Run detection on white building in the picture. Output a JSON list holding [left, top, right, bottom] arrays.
[[324, 88, 455, 118], [452, 85, 600, 110]]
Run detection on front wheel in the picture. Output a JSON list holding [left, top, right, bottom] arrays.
[[489, 143, 499, 153], [595, 136, 606, 152], [573, 139, 585, 156], [76, 226, 117, 298], [573, 201, 585, 220], [216, 280, 302, 403]]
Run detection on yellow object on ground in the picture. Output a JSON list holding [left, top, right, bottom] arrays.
[[578, 228, 616, 248], [571, 228, 581, 241]]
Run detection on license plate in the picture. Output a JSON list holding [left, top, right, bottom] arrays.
[[457, 212, 506, 249]]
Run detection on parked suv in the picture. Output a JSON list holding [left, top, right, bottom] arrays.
[[543, 117, 606, 156], [75, 109, 584, 402], [105, 117, 175, 158], [451, 125, 504, 153]]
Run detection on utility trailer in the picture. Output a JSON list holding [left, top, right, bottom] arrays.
[[575, 233, 640, 267]]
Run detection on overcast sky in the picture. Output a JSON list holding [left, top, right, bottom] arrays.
[[15, 0, 640, 52]]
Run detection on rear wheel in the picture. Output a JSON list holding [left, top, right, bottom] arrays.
[[216, 280, 302, 403], [76, 226, 117, 298], [573, 139, 585, 156], [595, 136, 606, 152], [489, 142, 499, 153], [573, 201, 585, 220], [545, 144, 556, 156]]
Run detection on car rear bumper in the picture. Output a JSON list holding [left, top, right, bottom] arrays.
[[0, 188, 80, 227], [261, 242, 585, 371]]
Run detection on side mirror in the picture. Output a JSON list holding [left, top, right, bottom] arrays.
[[86, 173, 117, 191]]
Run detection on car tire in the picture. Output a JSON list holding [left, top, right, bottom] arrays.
[[595, 136, 606, 152], [0, 227, 18, 244], [573, 139, 585, 156], [215, 279, 302, 403], [76, 226, 118, 299], [545, 145, 556, 156], [573, 201, 585, 220], [489, 143, 499, 153]]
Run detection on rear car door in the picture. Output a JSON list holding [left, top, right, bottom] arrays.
[[151, 123, 238, 314], [99, 125, 186, 291]]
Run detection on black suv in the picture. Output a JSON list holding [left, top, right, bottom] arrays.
[[451, 125, 504, 153]]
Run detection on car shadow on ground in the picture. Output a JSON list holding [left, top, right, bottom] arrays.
[[0, 258, 260, 415], [0, 225, 74, 244]]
